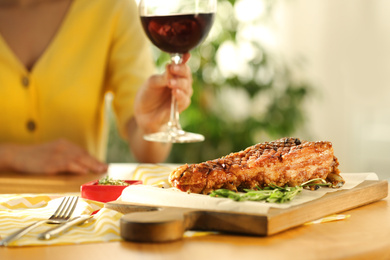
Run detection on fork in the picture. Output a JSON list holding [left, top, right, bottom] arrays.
[[0, 196, 79, 246]]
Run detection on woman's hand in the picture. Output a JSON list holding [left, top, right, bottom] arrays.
[[133, 53, 193, 134], [0, 139, 108, 175], [126, 53, 193, 163]]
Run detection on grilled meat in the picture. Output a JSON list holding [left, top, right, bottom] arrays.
[[169, 137, 342, 194]]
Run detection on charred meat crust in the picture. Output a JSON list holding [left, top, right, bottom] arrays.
[[169, 137, 344, 194]]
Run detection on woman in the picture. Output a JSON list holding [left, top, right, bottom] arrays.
[[0, 0, 193, 175]]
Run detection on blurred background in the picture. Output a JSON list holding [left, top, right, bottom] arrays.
[[107, 0, 390, 180]]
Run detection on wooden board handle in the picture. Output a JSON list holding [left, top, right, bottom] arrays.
[[120, 208, 187, 242], [119, 206, 269, 242]]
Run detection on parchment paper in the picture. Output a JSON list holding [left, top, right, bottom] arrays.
[[119, 172, 379, 215]]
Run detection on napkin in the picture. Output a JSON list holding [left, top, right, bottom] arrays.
[[0, 195, 122, 247]]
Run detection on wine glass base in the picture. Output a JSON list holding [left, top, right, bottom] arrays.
[[144, 130, 205, 143]]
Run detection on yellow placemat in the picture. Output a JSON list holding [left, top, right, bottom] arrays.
[[0, 164, 180, 247], [108, 163, 179, 187], [0, 195, 123, 247]]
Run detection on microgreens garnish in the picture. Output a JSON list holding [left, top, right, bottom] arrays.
[[209, 178, 331, 203], [98, 176, 129, 186]]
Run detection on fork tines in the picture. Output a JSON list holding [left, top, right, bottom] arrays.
[[51, 196, 79, 220]]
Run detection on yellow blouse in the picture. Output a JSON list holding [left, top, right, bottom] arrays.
[[0, 0, 155, 160]]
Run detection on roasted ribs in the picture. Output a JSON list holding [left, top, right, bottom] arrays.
[[169, 137, 343, 194]]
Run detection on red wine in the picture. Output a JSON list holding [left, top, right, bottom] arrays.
[[141, 13, 214, 54]]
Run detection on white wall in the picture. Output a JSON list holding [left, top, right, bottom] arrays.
[[275, 0, 390, 179]]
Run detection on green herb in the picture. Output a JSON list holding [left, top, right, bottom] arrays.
[[209, 178, 331, 203], [98, 176, 129, 186]]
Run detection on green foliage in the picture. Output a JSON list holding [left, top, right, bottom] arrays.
[[106, 0, 312, 164]]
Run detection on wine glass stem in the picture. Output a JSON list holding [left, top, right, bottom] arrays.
[[168, 53, 184, 132]]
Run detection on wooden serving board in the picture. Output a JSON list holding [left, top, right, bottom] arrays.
[[106, 180, 388, 242]]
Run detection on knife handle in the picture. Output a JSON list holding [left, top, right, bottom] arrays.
[[0, 219, 50, 246], [38, 215, 93, 240]]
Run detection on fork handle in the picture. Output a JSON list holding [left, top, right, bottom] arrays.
[[0, 219, 49, 246], [38, 215, 92, 240]]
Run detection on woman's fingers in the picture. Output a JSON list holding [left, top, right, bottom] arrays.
[[182, 53, 191, 63], [167, 61, 193, 93], [167, 63, 192, 79], [65, 161, 90, 175], [49, 139, 107, 175], [172, 88, 192, 112], [169, 76, 193, 96], [76, 154, 108, 174]]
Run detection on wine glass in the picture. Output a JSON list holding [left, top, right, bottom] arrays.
[[139, 0, 216, 143]]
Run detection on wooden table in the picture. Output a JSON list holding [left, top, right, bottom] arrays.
[[1, 172, 390, 260]]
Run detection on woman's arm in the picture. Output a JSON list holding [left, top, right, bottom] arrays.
[[126, 117, 172, 163], [0, 140, 108, 175]]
